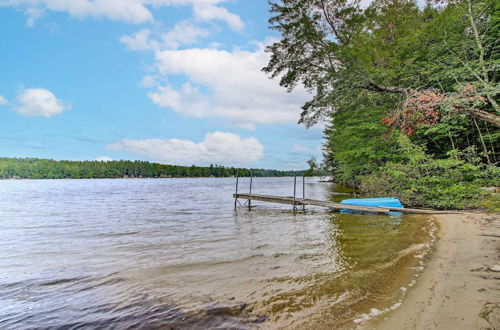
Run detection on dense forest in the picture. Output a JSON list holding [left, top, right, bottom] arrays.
[[0, 158, 306, 179], [265, 0, 499, 209]]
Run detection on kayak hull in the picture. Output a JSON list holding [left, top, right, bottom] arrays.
[[340, 197, 403, 215]]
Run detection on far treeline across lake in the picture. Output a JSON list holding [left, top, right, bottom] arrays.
[[0, 157, 322, 179]]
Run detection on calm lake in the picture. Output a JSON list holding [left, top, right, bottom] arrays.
[[0, 177, 436, 329]]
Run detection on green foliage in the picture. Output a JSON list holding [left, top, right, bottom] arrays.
[[359, 136, 497, 209], [304, 156, 318, 176], [266, 0, 499, 209], [0, 158, 302, 179], [482, 193, 500, 213], [323, 100, 402, 186]]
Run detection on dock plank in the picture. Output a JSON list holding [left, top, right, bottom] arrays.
[[233, 193, 457, 214]]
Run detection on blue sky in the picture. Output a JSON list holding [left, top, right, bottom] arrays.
[[0, 0, 324, 170]]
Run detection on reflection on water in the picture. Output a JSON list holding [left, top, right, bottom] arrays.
[[0, 178, 434, 329]]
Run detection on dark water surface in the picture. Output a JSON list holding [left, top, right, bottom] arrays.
[[0, 178, 436, 329]]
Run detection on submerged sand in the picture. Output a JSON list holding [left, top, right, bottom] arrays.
[[376, 212, 500, 330]]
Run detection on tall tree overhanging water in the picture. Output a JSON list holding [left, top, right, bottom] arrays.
[[263, 0, 499, 210]]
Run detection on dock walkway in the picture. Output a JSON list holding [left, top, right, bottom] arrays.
[[233, 193, 456, 215]]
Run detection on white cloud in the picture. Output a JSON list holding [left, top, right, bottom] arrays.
[[161, 21, 210, 49], [25, 7, 44, 27], [120, 21, 209, 51], [0, 95, 7, 105], [2, 0, 243, 28], [2, 0, 153, 24], [193, 3, 243, 31], [140, 75, 159, 87], [146, 0, 243, 30], [108, 131, 264, 165], [14, 88, 70, 117], [120, 29, 156, 51], [147, 0, 225, 5], [293, 144, 310, 152], [359, 0, 373, 8], [148, 83, 210, 117], [96, 156, 113, 162], [149, 44, 309, 128]]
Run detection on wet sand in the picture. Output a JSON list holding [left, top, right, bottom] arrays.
[[377, 212, 500, 330]]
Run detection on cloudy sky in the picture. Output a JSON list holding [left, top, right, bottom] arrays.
[[0, 0, 323, 169]]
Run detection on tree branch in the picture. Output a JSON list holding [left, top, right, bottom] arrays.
[[358, 83, 412, 94], [319, 2, 347, 44], [467, 0, 488, 83], [470, 108, 500, 127]]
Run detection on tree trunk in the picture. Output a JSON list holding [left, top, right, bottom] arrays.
[[473, 116, 491, 163], [359, 83, 411, 94], [470, 109, 500, 128]]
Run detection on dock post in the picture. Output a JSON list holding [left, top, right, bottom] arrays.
[[234, 170, 239, 211], [248, 171, 253, 210], [293, 172, 297, 212], [302, 174, 305, 211]]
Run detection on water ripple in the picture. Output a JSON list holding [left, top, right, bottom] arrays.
[[0, 178, 432, 329]]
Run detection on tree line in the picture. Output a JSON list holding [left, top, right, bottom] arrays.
[[0, 158, 307, 179]]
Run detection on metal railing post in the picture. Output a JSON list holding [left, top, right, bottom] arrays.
[[234, 170, 239, 211], [248, 171, 253, 210], [302, 174, 306, 211], [293, 171, 297, 212]]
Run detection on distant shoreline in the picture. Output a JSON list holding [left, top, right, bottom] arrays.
[[0, 176, 326, 180], [0, 157, 325, 180], [0, 176, 232, 180]]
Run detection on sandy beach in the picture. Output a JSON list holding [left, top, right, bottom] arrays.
[[377, 211, 500, 329]]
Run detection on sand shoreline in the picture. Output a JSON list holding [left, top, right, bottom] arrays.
[[375, 211, 500, 329]]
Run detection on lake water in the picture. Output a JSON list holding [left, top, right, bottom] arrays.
[[0, 178, 436, 329]]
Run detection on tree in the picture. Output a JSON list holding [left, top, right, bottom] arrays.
[[264, 0, 499, 128], [0, 157, 302, 179], [263, 0, 367, 127], [304, 156, 318, 176], [265, 0, 499, 183], [263, 0, 500, 191]]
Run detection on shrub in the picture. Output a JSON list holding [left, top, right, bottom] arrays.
[[359, 136, 497, 209]]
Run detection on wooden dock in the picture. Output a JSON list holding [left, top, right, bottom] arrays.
[[233, 193, 457, 215]]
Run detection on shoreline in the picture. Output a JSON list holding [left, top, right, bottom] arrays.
[[375, 211, 500, 329], [0, 176, 316, 180]]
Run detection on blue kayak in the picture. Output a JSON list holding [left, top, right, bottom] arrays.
[[340, 197, 403, 215]]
